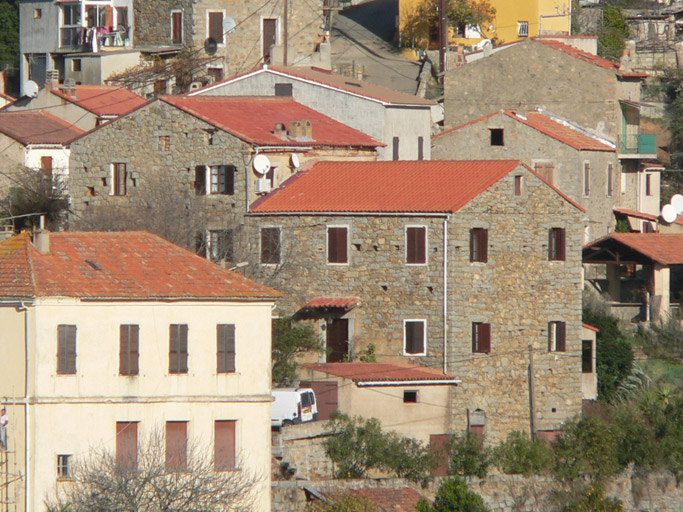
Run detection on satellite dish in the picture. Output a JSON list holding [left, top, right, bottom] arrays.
[[204, 38, 218, 55], [662, 203, 678, 224], [24, 80, 39, 98], [672, 194, 683, 214], [291, 153, 300, 169], [223, 16, 236, 35], [253, 154, 271, 175]]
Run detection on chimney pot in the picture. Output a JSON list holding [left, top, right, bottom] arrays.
[[33, 229, 50, 254]]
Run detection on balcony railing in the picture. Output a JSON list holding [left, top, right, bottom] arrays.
[[619, 133, 657, 155]]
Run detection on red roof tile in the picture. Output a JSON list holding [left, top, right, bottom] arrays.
[[582, 322, 600, 332], [51, 85, 147, 117], [584, 233, 683, 265], [162, 96, 382, 148], [613, 207, 659, 222], [301, 362, 453, 382], [302, 297, 359, 310], [534, 39, 620, 72], [348, 488, 423, 512], [0, 110, 84, 145], [250, 160, 522, 213], [0, 231, 281, 300]]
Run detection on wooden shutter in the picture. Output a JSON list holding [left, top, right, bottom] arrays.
[[195, 166, 206, 195], [41, 156, 53, 179], [328, 227, 347, 264], [261, 227, 280, 264], [57, 325, 77, 374], [556, 322, 566, 352], [473, 323, 491, 353], [418, 136, 424, 160], [114, 163, 126, 195], [217, 324, 236, 373], [549, 228, 565, 261], [165, 421, 187, 469], [534, 162, 554, 184], [392, 137, 399, 160], [262, 18, 276, 61], [214, 420, 236, 470], [169, 324, 188, 374], [405, 321, 424, 354], [209, 12, 223, 43], [226, 165, 235, 195], [407, 227, 426, 264], [470, 228, 487, 263], [119, 325, 139, 375], [116, 422, 138, 468], [172, 11, 182, 44]]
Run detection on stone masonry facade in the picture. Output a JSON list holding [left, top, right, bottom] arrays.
[[247, 165, 585, 442], [432, 112, 621, 241], [443, 39, 642, 143], [134, 0, 195, 48]]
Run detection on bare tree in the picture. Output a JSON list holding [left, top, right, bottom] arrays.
[[47, 428, 260, 512]]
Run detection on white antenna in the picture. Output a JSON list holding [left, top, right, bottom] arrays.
[[661, 204, 677, 224], [24, 80, 39, 98], [253, 154, 271, 176], [291, 153, 300, 169]]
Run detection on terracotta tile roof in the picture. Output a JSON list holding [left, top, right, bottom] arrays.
[[300, 362, 453, 382], [348, 488, 423, 512], [534, 39, 620, 72], [0, 231, 281, 300], [250, 160, 522, 213], [613, 207, 659, 222], [582, 322, 600, 332], [162, 96, 382, 148], [50, 85, 147, 117], [584, 233, 683, 265], [0, 110, 84, 145], [301, 297, 359, 310], [432, 112, 498, 139]]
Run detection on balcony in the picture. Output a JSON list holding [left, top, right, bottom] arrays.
[[618, 133, 657, 158]]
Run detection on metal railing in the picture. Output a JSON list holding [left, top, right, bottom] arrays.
[[618, 133, 657, 155]]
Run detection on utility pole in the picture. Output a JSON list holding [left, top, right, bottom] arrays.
[[283, 0, 289, 65], [438, 0, 447, 83], [528, 343, 537, 440]]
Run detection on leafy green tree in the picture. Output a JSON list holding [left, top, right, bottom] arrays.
[[560, 482, 623, 512], [0, 1, 19, 69], [597, 5, 630, 62], [447, 431, 491, 478], [610, 402, 659, 470], [416, 477, 490, 512], [271, 317, 323, 385], [492, 430, 553, 475]]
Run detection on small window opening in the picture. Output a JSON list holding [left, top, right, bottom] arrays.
[[403, 390, 418, 403], [490, 128, 504, 146]]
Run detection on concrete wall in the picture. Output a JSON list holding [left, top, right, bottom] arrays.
[[194, 71, 432, 161], [432, 112, 619, 240], [65, 51, 141, 84], [20, 1, 60, 54]]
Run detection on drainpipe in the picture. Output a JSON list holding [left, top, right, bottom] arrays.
[[18, 300, 31, 512], [443, 216, 449, 375]]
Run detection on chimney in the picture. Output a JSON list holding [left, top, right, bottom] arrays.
[[273, 122, 287, 139], [33, 229, 50, 254], [288, 120, 312, 139]]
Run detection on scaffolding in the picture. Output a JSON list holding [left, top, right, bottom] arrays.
[[0, 447, 22, 512]]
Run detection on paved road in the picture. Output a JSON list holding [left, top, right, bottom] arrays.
[[330, 0, 423, 95]]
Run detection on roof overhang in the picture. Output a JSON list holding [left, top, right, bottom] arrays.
[[356, 379, 461, 387]]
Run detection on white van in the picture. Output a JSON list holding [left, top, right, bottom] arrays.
[[271, 388, 318, 427]]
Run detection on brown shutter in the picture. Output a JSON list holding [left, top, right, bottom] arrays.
[[116, 422, 138, 468], [214, 420, 236, 470], [172, 11, 182, 44], [469, 229, 475, 262], [120, 325, 139, 375], [557, 322, 566, 352], [209, 12, 223, 43], [472, 323, 477, 352], [328, 227, 347, 263], [217, 324, 236, 373], [169, 324, 188, 373], [166, 421, 187, 469], [226, 165, 235, 195], [480, 323, 491, 353], [557, 229, 565, 261], [479, 229, 488, 263], [57, 325, 77, 375], [407, 227, 425, 264], [405, 321, 424, 354], [261, 227, 280, 264]]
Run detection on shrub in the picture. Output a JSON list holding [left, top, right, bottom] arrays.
[[416, 477, 490, 512], [271, 317, 323, 385], [561, 482, 624, 512], [313, 495, 378, 512], [447, 432, 491, 478], [493, 430, 553, 475], [610, 403, 659, 470], [635, 317, 683, 363]]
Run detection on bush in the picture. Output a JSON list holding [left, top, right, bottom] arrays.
[[323, 412, 433, 483], [416, 477, 490, 512], [635, 317, 683, 363], [271, 317, 323, 385], [560, 482, 624, 512], [313, 495, 378, 512], [610, 403, 659, 470], [447, 432, 491, 478], [493, 431, 553, 475]]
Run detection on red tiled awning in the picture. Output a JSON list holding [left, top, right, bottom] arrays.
[[301, 297, 359, 311]]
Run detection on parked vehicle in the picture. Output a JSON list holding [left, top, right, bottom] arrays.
[[271, 388, 318, 427]]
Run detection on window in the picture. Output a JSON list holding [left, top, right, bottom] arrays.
[[514, 175, 523, 196], [607, 163, 614, 196], [403, 390, 418, 403], [646, 173, 652, 196], [548, 228, 566, 261], [158, 135, 170, 151], [583, 162, 590, 196], [327, 226, 348, 264], [34, 8, 42, 19], [171, 10, 183, 44], [406, 226, 426, 264], [207, 229, 234, 262], [214, 420, 236, 470], [111, 163, 127, 196], [404, 320, 426, 356], [260, 227, 281, 264], [119, 324, 139, 376], [418, 136, 424, 161], [472, 322, 491, 354], [582, 340, 593, 373], [61, 5, 81, 48], [57, 325, 77, 375], [548, 321, 566, 352], [275, 83, 293, 96], [217, 324, 236, 373], [208, 67, 224, 83], [392, 137, 399, 160], [211, 165, 234, 194], [534, 162, 554, 184], [72, 59, 81, 72], [489, 128, 504, 146], [116, 422, 138, 468], [166, 421, 188, 470], [57, 455, 71, 479], [518, 21, 529, 37], [169, 324, 188, 374], [208, 11, 224, 44], [469, 228, 488, 263], [41, 156, 53, 180]]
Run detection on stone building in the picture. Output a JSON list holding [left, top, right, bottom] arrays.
[[432, 109, 658, 240], [247, 160, 586, 441], [68, 95, 381, 260], [189, 65, 436, 161]]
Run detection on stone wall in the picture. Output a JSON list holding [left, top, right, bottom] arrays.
[[432, 111, 621, 241], [443, 39, 640, 142], [248, 165, 585, 441], [133, 0, 195, 48]]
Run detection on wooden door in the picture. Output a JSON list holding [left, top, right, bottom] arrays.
[[172, 12, 183, 44], [326, 319, 348, 362], [300, 380, 338, 421]]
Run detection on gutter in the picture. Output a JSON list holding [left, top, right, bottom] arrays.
[[356, 379, 461, 387], [249, 211, 451, 218]]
